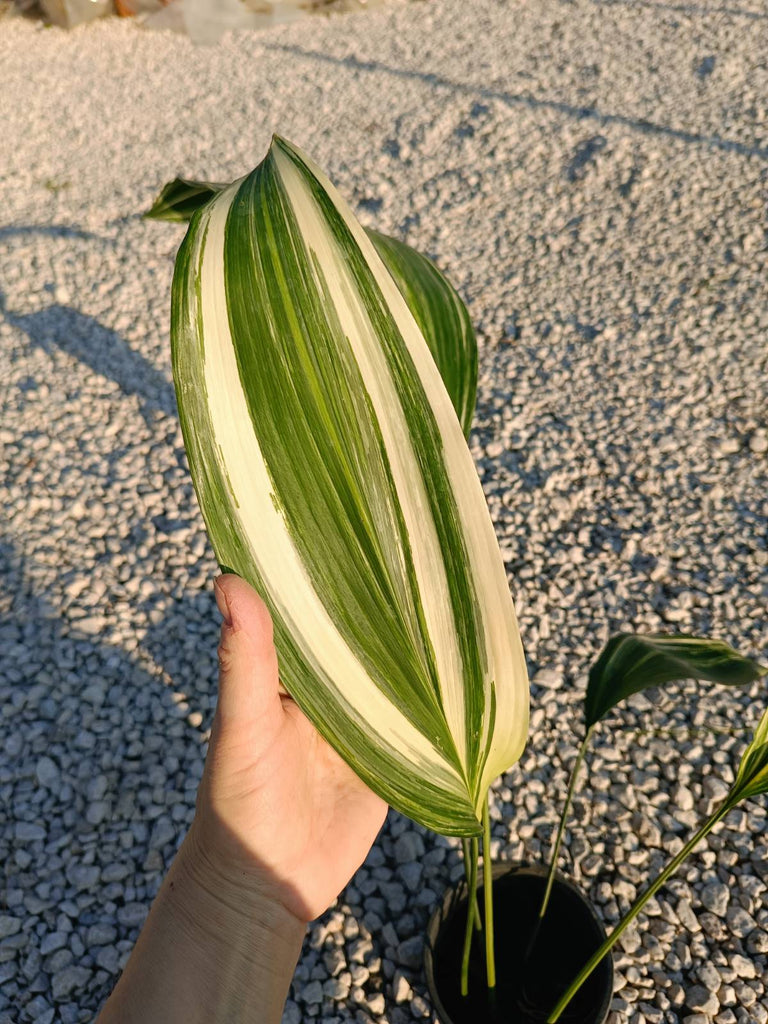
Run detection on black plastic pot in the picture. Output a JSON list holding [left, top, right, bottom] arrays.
[[424, 863, 613, 1024]]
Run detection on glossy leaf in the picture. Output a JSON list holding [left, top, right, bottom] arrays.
[[171, 136, 529, 835], [585, 633, 766, 730], [147, 178, 477, 435]]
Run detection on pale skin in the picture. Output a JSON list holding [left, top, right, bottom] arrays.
[[97, 574, 388, 1024]]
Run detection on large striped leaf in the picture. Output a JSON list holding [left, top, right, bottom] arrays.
[[172, 136, 528, 836], [148, 176, 477, 436], [585, 633, 766, 729]]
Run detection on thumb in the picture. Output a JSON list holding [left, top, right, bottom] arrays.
[[213, 574, 282, 734]]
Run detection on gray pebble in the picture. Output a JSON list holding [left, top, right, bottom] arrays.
[[149, 817, 176, 849], [95, 947, 120, 973], [281, 1001, 301, 1024], [393, 831, 425, 865], [15, 822, 46, 842], [726, 906, 757, 938], [35, 756, 61, 790], [86, 801, 111, 826], [117, 903, 148, 929], [700, 882, 729, 916], [301, 980, 324, 1005], [730, 954, 756, 979], [400, 862, 423, 893], [0, 918, 21, 940], [39, 932, 68, 956], [51, 965, 92, 1001], [86, 775, 109, 801], [66, 864, 100, 892], [396, 936, 423, 969]]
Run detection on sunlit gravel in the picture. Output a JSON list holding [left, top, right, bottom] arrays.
[[1, 1, 767, 1021]]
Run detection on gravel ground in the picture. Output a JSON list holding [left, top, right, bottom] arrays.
[[1, 1, 767, 1021]]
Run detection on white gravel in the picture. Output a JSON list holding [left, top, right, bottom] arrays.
[[1, 1, 767, 1021]]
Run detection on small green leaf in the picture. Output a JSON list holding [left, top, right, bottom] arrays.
[[144, 177, 228, 222], [585, 633, 766, 730], [728, 707, 768, 805]]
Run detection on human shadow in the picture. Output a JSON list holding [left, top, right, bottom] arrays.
[[0, 532, 214, 728], [1, 291, 176, 426], [269, 44, 768, 162], [0, 531, 217, 1013]]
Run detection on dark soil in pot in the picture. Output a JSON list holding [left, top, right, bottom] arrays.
[[425, 863, 614, 1024]]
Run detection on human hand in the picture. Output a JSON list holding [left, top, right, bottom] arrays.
[[98, 574, 387, 1024], [186, 573, 388, 924]]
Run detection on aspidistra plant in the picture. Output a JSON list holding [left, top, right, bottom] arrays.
[[163, 136, 530, 985]]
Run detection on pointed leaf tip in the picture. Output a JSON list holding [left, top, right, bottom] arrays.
[[144, 177, 228, 223], [145, 173, 477, 435], [728, 706, 768, 806]]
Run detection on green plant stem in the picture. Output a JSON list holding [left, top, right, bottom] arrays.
[[538, 729, 592, 921], [482, 798, 496, 991], [547, 802, 731, 1023], [460, 837, 480, 996], [461, 839, 482, 930]]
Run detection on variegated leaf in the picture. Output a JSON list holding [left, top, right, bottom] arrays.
[[171, 136, 528, 835]]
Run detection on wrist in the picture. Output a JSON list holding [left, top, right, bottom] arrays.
[[172, 824, 307, 956], [98, 830, 306, 1024]]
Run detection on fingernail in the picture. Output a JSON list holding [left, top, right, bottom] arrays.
[[213, 577, 232, 627]]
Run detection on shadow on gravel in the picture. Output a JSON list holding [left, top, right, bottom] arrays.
[[0, 224, 106, 243], [0, 534, 208, 713], [0, 534, 204, 769], [0, 533, 213, 1011], [589, 0, 768, 22], [0, 292, 176, 426], [272, 45, 768, 162]]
